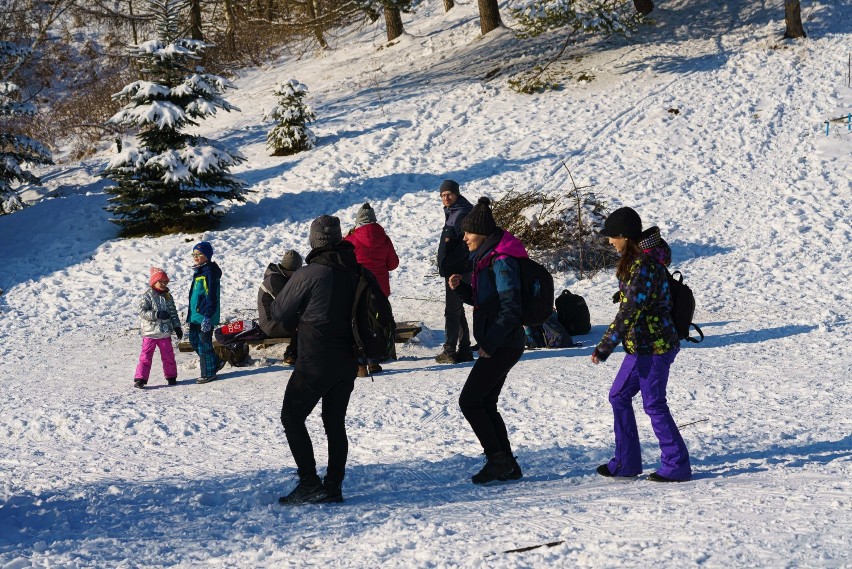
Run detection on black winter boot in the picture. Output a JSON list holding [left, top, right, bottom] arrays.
[[453, 350, 474, 363], [278, 475, 323, 505], [598, 463, 639, 478], [166, 377, 177, 386], [498, 455, 523, 481], [306, 477, 344, 503], [648, 472, 687, 482], [471, 451, 514, 484], [596, 464, 614, 477]]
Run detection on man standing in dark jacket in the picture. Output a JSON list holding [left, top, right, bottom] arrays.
[[435, 180, 474, 364], [272, 215, 359, 504]]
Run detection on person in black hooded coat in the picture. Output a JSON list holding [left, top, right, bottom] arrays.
[[271, 215, 360, 505]]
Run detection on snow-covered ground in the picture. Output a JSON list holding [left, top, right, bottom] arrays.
[[1, 0, 851, 566]]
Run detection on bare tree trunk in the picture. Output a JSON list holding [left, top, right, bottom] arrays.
[[304, 0, 328, 48], [224, 0, 238, 52], [633, 0, 653, 16], [784, 1, 806, 39], [189, 0, 203, 40], [384, 6, 404, 42], [128, 0, 138, 44], [443, 0, 454, 12], [477, 0, 502, 35]]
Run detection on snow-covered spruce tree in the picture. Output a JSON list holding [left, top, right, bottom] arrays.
[[265, 80, 316, 156], [103, 0, 246, 237], [0, 42, 52, 216]]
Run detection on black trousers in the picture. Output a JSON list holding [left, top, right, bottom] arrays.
[[444, 274, 471, 353], [458, 346, 524, 457], [280, 370, 355, 485]]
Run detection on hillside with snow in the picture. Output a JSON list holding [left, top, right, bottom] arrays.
[[1, 0, 851, 566]]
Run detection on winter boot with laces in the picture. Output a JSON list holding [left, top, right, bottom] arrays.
[[471, 451, 514, 484], [435, 349, 456, 364], [278, 475, 323, 505]]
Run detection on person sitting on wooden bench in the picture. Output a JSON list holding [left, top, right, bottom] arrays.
[[258, 249, 303, 365]]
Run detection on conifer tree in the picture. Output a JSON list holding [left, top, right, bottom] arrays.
[[0, 42, 52, 215], [103, 0, 246, 237], [265, 80, 316, 156], [512, 0, 640, 39]]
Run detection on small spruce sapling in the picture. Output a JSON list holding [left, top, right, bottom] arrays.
[[265, 80, 316, 156]]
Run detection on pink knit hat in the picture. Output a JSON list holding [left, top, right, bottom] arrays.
[[150, 266, 169, 287]]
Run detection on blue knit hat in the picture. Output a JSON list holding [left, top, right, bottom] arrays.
[[193, 241, 214, 260]]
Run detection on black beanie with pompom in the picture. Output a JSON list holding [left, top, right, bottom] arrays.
[[461, 197, 497, 236]]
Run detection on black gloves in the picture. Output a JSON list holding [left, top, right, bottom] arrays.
[[175, 328, 183, 340], [156, 309, 170, 320]]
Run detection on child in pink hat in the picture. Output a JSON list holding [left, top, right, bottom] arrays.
[[134, 267, 183, 388]]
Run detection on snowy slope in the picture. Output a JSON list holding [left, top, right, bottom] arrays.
[[1, 0, 851, 566]]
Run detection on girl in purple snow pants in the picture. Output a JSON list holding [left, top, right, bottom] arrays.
[[607, 350, 691, 480], [592, 207, 691, 482]]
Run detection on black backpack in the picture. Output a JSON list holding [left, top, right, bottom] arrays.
[[351, 266, 396, 361], [668, 270, 704, 343], [555, 289, 591, 335]]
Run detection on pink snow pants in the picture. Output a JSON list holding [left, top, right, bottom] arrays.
[[135, 337, 178, 381]]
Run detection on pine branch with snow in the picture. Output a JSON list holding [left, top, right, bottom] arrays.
[[0, 43, 53, 215], [511, 0, 642, 39], [265, 80, 316, 156]]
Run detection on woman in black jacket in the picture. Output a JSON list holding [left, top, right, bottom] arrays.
[[272, 216, 360, 504], [449, 198, 528, 484]]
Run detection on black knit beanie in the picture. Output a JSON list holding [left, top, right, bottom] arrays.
[[309, 215, 343, 249], [439, 179, 460, 195], [461, 197, 497, 236], [600, 207, 642, 241], [279, 249, 303, 273]]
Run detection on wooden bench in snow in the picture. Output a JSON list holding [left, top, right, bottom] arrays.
[[177, 320, 422, 353]]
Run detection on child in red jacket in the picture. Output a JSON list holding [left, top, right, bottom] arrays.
[[345, 203, 399, 376]]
